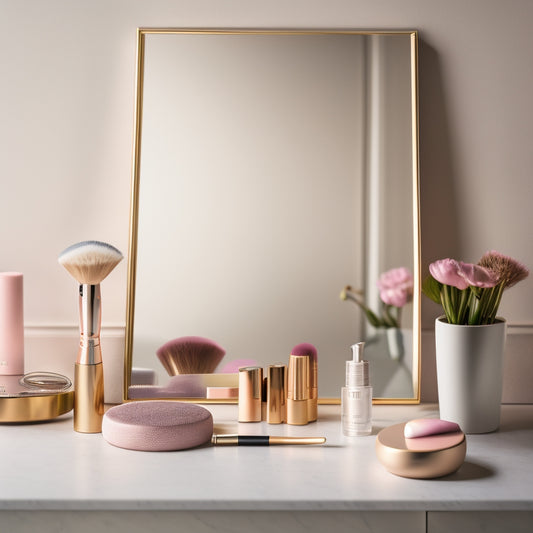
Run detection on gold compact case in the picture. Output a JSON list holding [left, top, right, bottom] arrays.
[[0, 373, 74, 423], [375, 423, 466, 479]]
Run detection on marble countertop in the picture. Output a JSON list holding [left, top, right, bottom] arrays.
[[1, 403, 532, 511]]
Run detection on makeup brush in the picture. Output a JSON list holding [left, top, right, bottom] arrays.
[[58, 240, 123, 433], [156, 336, 226, 375], [291, 342, 318, 422]]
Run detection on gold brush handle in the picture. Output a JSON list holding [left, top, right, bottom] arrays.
[[74, 362, 104, 433]]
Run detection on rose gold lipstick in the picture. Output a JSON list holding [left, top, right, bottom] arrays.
[[267, 363, 287, 424], [286, 354, 309, 425], [290, 343, 318, 422], [238, 366, 263, 422]]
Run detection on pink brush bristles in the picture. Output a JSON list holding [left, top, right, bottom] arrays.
[[156, 336, 226, 375], [291, 342, 317, 361]]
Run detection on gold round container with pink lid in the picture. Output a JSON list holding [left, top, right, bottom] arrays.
[[376, 418, 466, 479]]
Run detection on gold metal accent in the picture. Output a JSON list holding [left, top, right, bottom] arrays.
[[375, 423, 466, 479], [287, 355, 309, 425], [124, 29, 421, 405], [0, 391, 73, 423], [78, 284, 102, 365], [269, 436, 326, 445], [288, 355, 309, 400], [211, 434, 238, 445], [124, 27, 145, 402], [74, 362, 104, 433], [307, 357, 318, 422], [238, 366, 263, 422], [267, 364, 287, 424], [410, 31, 421, 406]]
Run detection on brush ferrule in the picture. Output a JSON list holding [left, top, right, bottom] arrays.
[[77, 284, 102, 365]]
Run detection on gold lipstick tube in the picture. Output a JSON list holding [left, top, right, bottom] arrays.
[[287, 355, 309, 425], [238, 366, 263, 422], [261, 376, 267, 421], [308, 356, 317, 422], [267, 364, 287, 424]]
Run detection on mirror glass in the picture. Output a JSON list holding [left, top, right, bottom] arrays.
[[125, 29, 420, 403]]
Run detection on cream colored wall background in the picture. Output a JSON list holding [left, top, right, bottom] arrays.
[[1, 0, 532, 402]]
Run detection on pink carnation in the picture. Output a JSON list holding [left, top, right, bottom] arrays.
[[377, 267, 413, 308], [458, 261, 499, 288], [429, 258, 498, 289], [429, 259, 469, 289]]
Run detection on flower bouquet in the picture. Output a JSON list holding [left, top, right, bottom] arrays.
[[340, 267, 414, 329], [423, 251, 529, 325]]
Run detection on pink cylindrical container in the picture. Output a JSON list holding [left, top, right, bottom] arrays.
[[0, 272, 24, 375]]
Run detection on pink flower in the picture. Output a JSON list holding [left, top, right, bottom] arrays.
[[429, 259, 470, 289], [377, 267, 413, 307], [458, 261, 499, 288], [429, 258, 499, 289]]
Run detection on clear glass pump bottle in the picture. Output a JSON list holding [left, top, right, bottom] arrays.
[[341, 342, 372, 436]]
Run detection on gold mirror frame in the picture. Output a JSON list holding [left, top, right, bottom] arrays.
[[124, 28, 421, 405]]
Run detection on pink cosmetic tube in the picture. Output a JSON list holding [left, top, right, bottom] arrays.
[[0, 272, 24, 375]]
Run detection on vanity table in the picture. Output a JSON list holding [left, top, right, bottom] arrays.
[[1, 404, 532, 532]]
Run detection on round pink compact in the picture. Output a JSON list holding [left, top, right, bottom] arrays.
[[102, 401, 213, 451]]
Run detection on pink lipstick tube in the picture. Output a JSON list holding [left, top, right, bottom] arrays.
[[0, 272, 24, 376]]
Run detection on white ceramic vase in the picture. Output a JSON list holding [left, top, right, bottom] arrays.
[[435, 316, 507, 434]]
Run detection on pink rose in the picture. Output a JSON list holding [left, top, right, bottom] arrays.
[[429, 258, 498, 289], [457, 261, 499, 288], [429, 259, 470, 289], [377, 267, 414, 308]]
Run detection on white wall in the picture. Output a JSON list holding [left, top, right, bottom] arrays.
[[1, 0, 532, 401]]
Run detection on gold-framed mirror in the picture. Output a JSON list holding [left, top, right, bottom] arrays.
[[124, 29, 420, 404]]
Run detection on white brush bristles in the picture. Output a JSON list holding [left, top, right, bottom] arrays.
[[58, 240, 123, 285]]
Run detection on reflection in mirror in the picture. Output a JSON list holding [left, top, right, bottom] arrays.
[[125, 29, 420, 403]]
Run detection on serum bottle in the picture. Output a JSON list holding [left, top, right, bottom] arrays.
[[341, 342, 372, 436]]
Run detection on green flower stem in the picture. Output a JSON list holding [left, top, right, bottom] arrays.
[[456, 288, 470, 324], [466, 283, 505, 325], [467, 289, 481, 325], [486, 282, 505, 323], [441, 284, 457, 323], [382, 304, 399, 329]]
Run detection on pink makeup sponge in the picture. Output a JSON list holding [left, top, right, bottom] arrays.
[[404, 418, 461, 438], [102, 401, 213, 451]]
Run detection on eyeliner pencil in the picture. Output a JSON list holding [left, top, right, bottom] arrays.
[[211, 435, 326, 446]]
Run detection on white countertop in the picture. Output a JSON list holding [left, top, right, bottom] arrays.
[[1, 403, 532, 511]]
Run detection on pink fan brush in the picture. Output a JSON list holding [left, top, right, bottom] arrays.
[[156, 336, 226, 375]]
